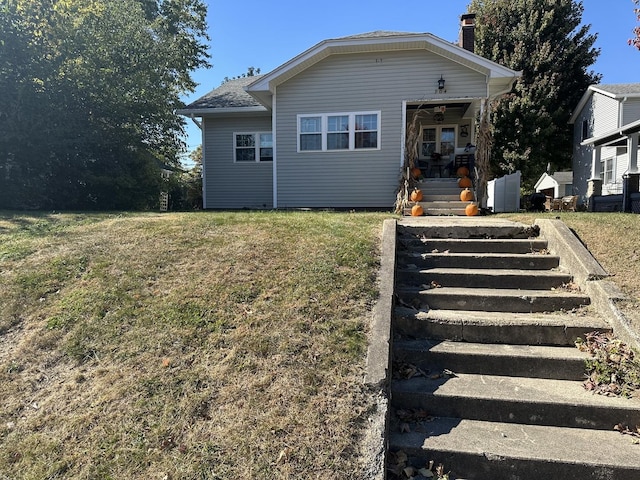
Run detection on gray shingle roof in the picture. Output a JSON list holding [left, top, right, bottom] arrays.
[[594, 83, 640, 96], [551, 171, 573, 184], [184, 76, 263, 110], [333, 30, 421, 40]]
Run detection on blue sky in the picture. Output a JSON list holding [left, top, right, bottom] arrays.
[[181, 0, 640, 156]]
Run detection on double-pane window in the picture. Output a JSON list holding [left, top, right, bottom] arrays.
[[234, 132, 273, 162]]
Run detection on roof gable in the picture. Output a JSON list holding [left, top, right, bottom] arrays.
[[179, 30, 521, 114], [246, 31, 520, 107], [569, 83, 640, 124]]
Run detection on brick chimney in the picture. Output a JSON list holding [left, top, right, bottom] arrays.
[[459, 13, 476, 53]]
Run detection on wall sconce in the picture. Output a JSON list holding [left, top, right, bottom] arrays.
[[437, 75, 446, 91]]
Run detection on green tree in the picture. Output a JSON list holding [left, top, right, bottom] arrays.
[[631, 0, 640, 50], [0, 0, 210, 209], [468, 0, 601, 188]]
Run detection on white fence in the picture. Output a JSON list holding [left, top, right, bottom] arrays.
[[487, 171, 521, 213]]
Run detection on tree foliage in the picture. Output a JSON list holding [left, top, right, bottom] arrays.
[[632, 0, 640, 50], [468, 0, 601, 188], [0, 0, 210, 210]]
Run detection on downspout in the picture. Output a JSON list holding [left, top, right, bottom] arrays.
[[272, 86, 278, 209]]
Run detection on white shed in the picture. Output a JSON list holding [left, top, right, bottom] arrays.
[[534, 172, 573, 198]]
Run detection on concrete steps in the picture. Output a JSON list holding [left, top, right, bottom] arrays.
[[389, 419, 640, 480], [393, 340, 587, 379], [387, 219, 638, 479], [406, 178, 471, 216]]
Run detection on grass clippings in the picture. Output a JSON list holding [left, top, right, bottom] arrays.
[[0, 210, 390, 479]]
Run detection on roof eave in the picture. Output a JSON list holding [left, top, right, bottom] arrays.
[[581, 118, 640, 147], [177, 106, 269, 116]]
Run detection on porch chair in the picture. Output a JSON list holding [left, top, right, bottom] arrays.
[[561, 195, 578, 212]]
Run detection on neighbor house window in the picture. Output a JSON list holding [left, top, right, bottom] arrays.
[[581, 119, 589, 141], [234, 132, 273, 162], [601, 157, 616, 184], [297, 112, 380, 152]]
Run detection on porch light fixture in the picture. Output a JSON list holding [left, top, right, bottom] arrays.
[[437, 75, 446, 91]]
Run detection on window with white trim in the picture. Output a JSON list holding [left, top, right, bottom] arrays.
[[234, 132, 273, 162], [601, 157, 616, 184], [297, 112, 380, 152], [420, 126, 456, 159]]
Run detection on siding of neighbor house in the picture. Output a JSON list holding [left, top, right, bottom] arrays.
[[202, 114, 273, 209], [274, 50, 487, 208], [573, 93, 629, 200], [592, 93, 620, 135], [623, 98, 640, 125]]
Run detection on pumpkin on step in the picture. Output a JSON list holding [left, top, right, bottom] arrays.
[[410, 188, 423, 202], [465, 203, 479, 216], [411, 167, 422, 179], [456, 166, 470, 178], [458, 176, 472, 188], [460, 188, 473, 202], [411, 203, 424, 216]]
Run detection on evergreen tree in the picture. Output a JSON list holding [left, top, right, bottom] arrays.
[[468, 0, 601, 188]]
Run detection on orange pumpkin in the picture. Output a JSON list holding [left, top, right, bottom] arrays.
[[465, 203, 479, 216], [456, 166, 470, 178], [460, 188, 473, 202], [410, 188, 423, 202], [411, 203, 424, 216], [411, 167, 422, 179], [458, 176, 472, 188]]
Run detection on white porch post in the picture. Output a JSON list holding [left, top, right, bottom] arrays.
[[587, 146, 602, 211], [628, 132, 639, 173], [589, 146, 602, 180]]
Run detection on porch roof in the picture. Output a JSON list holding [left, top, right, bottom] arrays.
[[581, 119, 640, 148]]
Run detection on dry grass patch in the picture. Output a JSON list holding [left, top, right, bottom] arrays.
[[0, 211, 391, 479]]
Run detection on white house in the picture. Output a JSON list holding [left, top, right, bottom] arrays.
[[569, 84, 640, 211], [179, 16, 521, 209]]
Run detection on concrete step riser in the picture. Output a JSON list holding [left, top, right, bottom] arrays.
[[391, 445, 640, 480], [397, 270, 572, 289], [391, 384, 639, 431], [393, 310, 610, 346], [398, 225, 539, 239], [398, 238, 549, 254], [397, 290, 590, 313], [421, 194, 461, 201], [398, 253, 560, 270], [393, 347, 585, 380]]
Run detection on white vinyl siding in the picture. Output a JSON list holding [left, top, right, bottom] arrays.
[[592, 94, 620, 136], [275, 49, 487, 208], [297, 111, 380, 152], [622, 99, 640, 125]]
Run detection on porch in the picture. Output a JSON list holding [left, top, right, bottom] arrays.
[[405, 100, 480, 179]]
